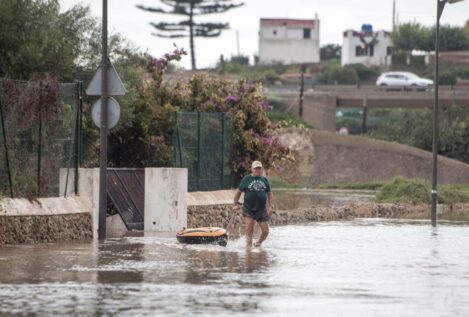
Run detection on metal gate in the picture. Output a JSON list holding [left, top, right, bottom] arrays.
[[107, 168, 144, 230]]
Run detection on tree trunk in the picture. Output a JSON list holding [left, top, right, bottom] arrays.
[[189, 0, 196, 70]]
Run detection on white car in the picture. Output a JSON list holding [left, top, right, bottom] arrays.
[[376, 72, 433, 88]]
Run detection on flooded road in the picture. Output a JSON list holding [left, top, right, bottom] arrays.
[[1, 219, 469, 316]]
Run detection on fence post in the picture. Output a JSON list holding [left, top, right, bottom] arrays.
[[172, 112, 177, 167], [79, 81, 84, 169], [220, 112, 225, 189], [0, 96, 14, 198], [75, 81, 82, 195], [197, 112, 202, 191], [362, 94, 368, 134], [37, 81, 43, 197]]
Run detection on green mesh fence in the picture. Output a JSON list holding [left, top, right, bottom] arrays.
[[172, 112, 235, 192], [0, 79, 82, 198]]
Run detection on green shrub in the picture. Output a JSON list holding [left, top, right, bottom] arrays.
[[366, 107, 469, 165], [439, 185, 469, 204], [375, 177, 431, 204], [317, 182, 383, 190], [349, 63, 380, 81], [269, 174, 303, 189], [454, 68, 469, 79], [266, 109, 312, 129], [317, 60, 358, 85], [429, 71, 457, 85]]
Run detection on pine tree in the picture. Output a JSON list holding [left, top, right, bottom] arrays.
[[137, 0, 244, 70]]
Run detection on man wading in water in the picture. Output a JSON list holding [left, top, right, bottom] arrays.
[[232, 161, 273, 247]]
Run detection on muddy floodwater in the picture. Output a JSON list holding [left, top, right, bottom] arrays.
[[1, 219, 469, 316]]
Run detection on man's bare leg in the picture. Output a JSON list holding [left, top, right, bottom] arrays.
[[255, 221, 269, 246], [244, 217, 255, 248]]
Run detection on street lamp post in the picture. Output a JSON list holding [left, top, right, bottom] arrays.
[[431, 0, 465, 226]]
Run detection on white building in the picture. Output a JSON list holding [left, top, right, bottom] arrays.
[[258, 17, 320, 65], [341, 25, 392, 66]]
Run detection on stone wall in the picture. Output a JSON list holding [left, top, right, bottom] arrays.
[[187, 202, 455, 229], [0, 213, 92, 245], [0, 197, 92, 245]]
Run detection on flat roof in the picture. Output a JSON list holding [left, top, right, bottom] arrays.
[[260, 18, 317, 28]]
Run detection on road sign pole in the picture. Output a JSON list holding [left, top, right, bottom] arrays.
[[99, 0, 108, 239]]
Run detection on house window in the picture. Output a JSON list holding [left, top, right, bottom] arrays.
[[387, 46, 393, 55], [356, 45, 374, 57], [356, 46, 366, 56], [273, 30, 277, 35], [303, 28, 311, 39]]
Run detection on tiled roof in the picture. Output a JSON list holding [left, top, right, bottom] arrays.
[[260, 18, 317, 28]]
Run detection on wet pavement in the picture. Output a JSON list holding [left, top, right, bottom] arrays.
[[1, 219, 469, 316]]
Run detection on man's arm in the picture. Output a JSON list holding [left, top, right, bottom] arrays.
[[267, 191, 274, 216], [232, 189, 242, 213]]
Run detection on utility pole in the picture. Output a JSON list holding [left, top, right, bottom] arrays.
[[236, 30, 241, 56], [392, 0, 396, 31]]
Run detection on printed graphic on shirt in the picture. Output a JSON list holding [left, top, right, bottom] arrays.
[[247, 179, 268, 192]]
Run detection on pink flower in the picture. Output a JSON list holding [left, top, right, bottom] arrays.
[[263, 136, 273, 146], [225, 95, 239, 103], [274, 164, 284, 173], [261, 100, 271, 110]]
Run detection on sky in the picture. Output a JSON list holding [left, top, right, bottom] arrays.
[[59, 0, 469, 69]]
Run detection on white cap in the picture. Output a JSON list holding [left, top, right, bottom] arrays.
[[251, 161, 263, 169]]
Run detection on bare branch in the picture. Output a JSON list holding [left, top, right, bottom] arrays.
[[152, 32, 188, 38], [136, 5, 170, 14], [194, 2, 244, 15], [150, 22, 188, 32]]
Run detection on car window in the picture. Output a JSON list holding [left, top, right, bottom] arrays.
[[405, 73, 418, 79]]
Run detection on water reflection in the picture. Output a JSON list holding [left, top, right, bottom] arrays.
[[96, 241, 145, 284], [1, 219, 469, 316]]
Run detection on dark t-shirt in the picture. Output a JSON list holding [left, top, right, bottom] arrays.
[[238, 174, 271, 213]]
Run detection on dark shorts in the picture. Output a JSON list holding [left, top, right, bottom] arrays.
[[243, 208, 269, 222]]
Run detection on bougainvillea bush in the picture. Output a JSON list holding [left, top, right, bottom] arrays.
[[104, 48, 293, 177]]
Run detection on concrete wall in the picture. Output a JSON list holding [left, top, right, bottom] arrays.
[[277, 128, 469, 186], [67, 168, 188, 235], [77, 168, 100, 238], [144, 168, 188, 232]]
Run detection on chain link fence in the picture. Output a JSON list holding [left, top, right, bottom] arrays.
[[172, 112, 234, 192], [0, 79, 82, 198]]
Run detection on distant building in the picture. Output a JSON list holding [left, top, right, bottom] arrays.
[[341, 24, 392, 66], [258, 17, 320, 65]]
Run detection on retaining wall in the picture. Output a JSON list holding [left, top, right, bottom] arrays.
[[188, 202, 469, 229], [277, 128, 469, 186], [0, 197, 92, 245]]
